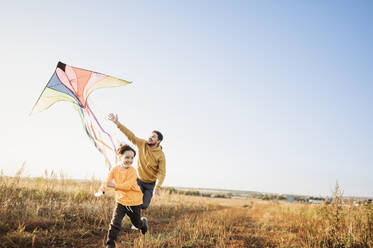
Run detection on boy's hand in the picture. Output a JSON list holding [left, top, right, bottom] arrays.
[[108, 113, 119, 125], [106, 181, 115, 188], [94, 187, 105, 197]]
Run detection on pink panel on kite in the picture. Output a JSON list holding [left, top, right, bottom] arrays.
[[56, 68, 76, 95], [72, 67, 92, 105], [65, 65, 78, 93], [84, 72, 107, 100]]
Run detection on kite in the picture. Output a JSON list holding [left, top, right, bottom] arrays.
[[31, 61, 131, 169]]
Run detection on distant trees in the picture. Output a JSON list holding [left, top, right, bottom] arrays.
[[163, 187, 232, 199], [162, 186, 373, 205]]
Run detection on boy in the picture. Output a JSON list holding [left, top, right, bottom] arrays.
[[101, 144, 149, 248]]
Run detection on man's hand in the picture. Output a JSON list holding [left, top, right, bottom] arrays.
[[108, 113, 119, 125], [106, 181, 115, 188], [154, 188, 161, 197]]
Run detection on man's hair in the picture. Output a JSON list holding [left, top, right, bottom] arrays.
[[153, 130, 163, 142], [117, 144, 136, 157]]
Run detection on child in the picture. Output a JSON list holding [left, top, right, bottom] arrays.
[[101, 144, 148, 248]]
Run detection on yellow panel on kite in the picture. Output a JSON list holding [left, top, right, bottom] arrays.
[[31, 87, 79, 115], [84, 76, 132, 101]]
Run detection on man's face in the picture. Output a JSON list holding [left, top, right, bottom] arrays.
[[119, 150, 135, 167], [148, 132, 160, 146]]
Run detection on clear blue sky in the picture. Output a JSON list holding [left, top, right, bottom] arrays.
[[1, 1, 372, 197]]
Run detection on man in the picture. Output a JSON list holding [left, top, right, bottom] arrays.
[[108, 113, 166, 210]]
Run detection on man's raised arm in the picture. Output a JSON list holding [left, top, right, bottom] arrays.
[[108, 113, 145, 147]]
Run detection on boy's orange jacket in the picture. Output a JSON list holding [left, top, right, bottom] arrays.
[[106, 165, 143, 206]]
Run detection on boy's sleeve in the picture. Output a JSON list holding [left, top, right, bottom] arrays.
[[103, 168, 115, 190], [115, 168, 140, 192], [116, 123, 146, 147], [155, 153, 166, 190]]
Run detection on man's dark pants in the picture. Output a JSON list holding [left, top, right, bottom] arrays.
[[106, 203, 146, 247], [137, 178, 156, 210]]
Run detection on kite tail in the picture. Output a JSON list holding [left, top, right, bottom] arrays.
[[74, 104, 113, 170], [86, 101, 118, 165], [74, 104, 95, 142]]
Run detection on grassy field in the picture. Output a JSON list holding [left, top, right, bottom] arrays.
[[0, 170, 372, 248]]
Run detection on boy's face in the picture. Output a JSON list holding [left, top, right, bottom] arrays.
[[119, 150, 135, 167]]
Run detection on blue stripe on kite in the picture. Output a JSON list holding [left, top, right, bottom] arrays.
[[46, 72, 82, 106]]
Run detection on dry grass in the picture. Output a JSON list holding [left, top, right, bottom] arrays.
[[0, 170, 372, 248]]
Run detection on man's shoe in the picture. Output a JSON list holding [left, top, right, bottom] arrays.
[[141, 217, 148, 234]]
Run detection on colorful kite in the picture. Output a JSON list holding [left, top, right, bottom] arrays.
[[31, 62, 131, 169]]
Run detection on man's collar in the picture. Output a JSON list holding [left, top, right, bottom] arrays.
[[148, 144, 162, 151]]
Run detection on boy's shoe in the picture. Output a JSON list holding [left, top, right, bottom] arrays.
[[131, 225, 139, 230], [141, 217, 148, 234], [106, 240, 115, 248]]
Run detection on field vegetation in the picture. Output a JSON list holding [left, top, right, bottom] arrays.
[[0, 169, 372, 247]]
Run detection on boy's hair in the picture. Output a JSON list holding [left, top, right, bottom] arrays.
[[117, 144, 136, 157], [153, 130, 163, 142]]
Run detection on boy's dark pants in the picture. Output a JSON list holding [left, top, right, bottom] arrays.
[[106, 203, 146, 247], [137, 178, 156, 210]]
